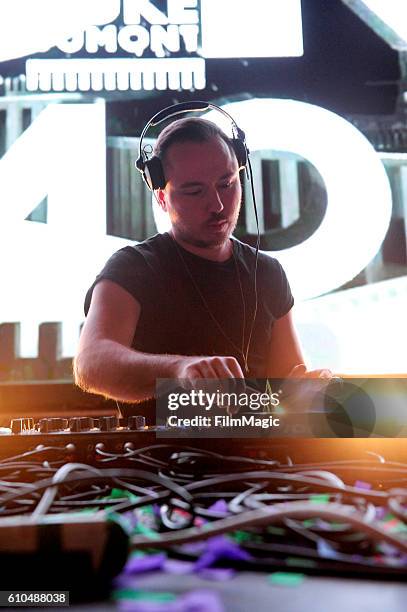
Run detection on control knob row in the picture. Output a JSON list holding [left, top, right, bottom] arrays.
[[11, 415, 146, 433]]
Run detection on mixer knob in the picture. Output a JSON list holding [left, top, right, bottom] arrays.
[[127, 415, 146, 430], [98, 415, 118, 431], [39, 418, 68, 433], [10, 418, 34, 434], [69, 417, 94, 432]]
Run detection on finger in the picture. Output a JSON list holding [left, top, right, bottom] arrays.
[[203, 357, 235, 379], [318, 369, 333, 379], [287, 363, 307, 378], [212, 359, 245, 401], [224, 356, 245, 378], [194, 362, 218, 378], [304, 369, 333, 379]]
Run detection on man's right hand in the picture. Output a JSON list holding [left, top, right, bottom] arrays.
[[171, 355, 244, 380], [167, 355, 245, 414]]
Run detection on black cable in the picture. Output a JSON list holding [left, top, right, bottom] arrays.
[[243, 156, 260, 372], [0, 444, 406, 577], [129, 500, 407, 553], [0, 446, 72, 464], [182, 470, 389, 503], [0, 467, 193, 508]]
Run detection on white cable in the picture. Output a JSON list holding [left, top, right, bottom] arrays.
[[31, 462, 102, 520]]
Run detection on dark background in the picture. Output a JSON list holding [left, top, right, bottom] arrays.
[[107, 0, 402, 134]]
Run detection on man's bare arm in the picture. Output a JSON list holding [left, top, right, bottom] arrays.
[[73, 280, 243, 402], [267, 309, 332, 379]]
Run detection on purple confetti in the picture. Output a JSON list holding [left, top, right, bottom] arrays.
[[194, 535, 252, 571], [113, 574, 137, 590], [375, 507, 387, 520], [378, 542, 406, 558], [354, 480, 372, 490], [163, 559, 195, 574], [117, 589, 224, 612], [207, 500, 229, 515], [124, 552, 167, 575], [317, 539, 340, 560]]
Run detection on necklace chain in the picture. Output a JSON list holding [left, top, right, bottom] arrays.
[[170, 236, 250, 374]]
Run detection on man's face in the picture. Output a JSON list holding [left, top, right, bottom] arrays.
[[157, 136, 242, 249]]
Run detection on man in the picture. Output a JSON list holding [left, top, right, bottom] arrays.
[[74, 116, 329, 414]]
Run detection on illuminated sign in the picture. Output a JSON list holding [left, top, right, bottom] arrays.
[[0, 0, 304, 92], [0, 0, 119, 62], [0, 102, 128, 355], [154, 98, 392, 301], [0, 98, 392, 355]]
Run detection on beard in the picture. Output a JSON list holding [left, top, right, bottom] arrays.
[[170, 200, 241, 250], [172, 216, 238, 249]]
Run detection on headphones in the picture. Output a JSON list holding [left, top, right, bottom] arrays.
[[135, 101, 249, 191]]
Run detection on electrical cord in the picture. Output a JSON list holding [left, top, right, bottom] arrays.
[[182, 470, 388, 503], [32, 462, 103, 519], [129, 500, 407, 553], [0, 467, 193, 512], [242, 156, 260, 373], [0, 446, 72, 464], [0, 444, 406, 577]]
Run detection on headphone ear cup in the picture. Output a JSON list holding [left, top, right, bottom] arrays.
[[231, 138, 248, 170], [143, 156, 166, 191]]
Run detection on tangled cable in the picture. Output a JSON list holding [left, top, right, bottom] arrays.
[[0, 443, 406, 576]]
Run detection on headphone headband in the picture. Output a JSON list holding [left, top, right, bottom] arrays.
[[135, 101, 248, 191]]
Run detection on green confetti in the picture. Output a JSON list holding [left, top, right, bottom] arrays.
[[232, 530, 252, 543], [106, 511, 134, 535], [268, 572, 305, 586], [129, 550, 146, 558], [310, 494, 330, 504], [111, 488, 128, 499], [383, 517, 407, 533], [113, 589, 176, 602]]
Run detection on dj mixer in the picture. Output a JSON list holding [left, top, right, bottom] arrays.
[[2, 412, 407, 466]]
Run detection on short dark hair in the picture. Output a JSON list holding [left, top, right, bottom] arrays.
[[153, 117, 235, 163]]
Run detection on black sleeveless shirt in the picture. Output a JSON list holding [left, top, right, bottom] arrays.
[[84, 232, 294, 416]]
